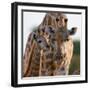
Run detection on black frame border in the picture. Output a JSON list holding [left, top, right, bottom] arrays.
[[11, 2, 88, 87]]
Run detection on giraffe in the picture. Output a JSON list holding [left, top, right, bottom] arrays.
[[38, 12, 77, 75], [23, 33, 50, 77], [41, 26, 77, 76], [52, 26, 77, 75], [23, 12, 77, 77]]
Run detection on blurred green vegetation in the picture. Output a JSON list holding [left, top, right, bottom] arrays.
[[73, 41, 80, 55], [69, 40, 80, 75]]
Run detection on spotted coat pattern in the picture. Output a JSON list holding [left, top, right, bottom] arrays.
[[23, 13, 77, 77]]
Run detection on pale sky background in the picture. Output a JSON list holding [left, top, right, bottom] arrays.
[[23, 12, 81, 53]]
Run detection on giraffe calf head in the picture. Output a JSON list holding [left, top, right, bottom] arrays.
[[36, 36, 50, 50], [33, 33, 49, 51]]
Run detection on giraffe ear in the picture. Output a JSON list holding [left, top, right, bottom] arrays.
[[33, 33, 37, 40], [69, 27, 77, 35]]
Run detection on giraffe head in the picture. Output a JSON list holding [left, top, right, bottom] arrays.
[[41, 12, 68, 29], [32, 33, 49, 51]]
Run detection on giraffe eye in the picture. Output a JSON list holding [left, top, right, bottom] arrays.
[[64, 18, 68, 22], [38, 40, 42, 43], [56, 18, 59, 22]]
